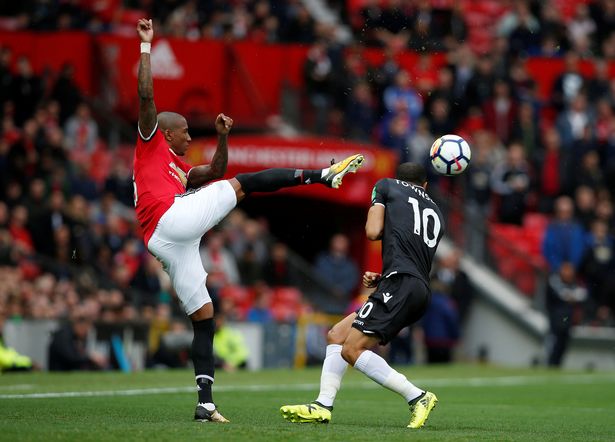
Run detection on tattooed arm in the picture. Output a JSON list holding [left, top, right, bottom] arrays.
[[136, 18, 157, 140], [186, 114, 233, 188]]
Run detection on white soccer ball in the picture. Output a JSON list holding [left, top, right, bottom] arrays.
[[429, 134, 471, 176]]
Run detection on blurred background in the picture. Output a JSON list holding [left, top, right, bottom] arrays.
[[0, 0, 614, 375]]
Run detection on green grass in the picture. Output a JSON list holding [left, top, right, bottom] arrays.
[[1, 365, 614, 441]]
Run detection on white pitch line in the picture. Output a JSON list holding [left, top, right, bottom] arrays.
[[1, 374, 614, 400], [0, 384, 34, 391]]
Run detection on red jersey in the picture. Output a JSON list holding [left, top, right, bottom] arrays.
[[133, 127, 192, 246]]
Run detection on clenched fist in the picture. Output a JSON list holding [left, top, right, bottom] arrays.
[[215, 113, 233, 135], [362, 271, 381, 288]]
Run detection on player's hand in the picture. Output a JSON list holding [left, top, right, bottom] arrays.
[[362, 271, 381, 288], [137, 18, 154, 43], [215, 113, 233, 135]]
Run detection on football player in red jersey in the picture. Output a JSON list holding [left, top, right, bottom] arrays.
[[133, 19, 365, 422]]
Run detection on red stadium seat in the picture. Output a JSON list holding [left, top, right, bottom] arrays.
[[270, 302, 300, 322], [272, 287, 303, 306], [220, 285, 255, 316]]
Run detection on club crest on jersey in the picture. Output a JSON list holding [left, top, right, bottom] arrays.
[[169, 162, 187, 187]]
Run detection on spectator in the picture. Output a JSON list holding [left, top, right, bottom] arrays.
[[581, 219, 615, 321], [264, 242, 298, 287], [508, 6, 542, 56], [545, 262, 588, 367], [407, 117, 434, 164], [567, 3, 596, 55], [0, 47, 13, 109], [8, 205, 34, 252], [0, 306, 33, 372], [421, 279, 460, 364], [427, 66, 456, 117], [11, 56, 42, 125], [512, 101, 542, 159], [491, 143, 531, 225], [246, 283, 273, 324], [64, 102, 99, 154], [230, 219, 268, 265], [200, 231, 240, 296], [482, 79, 518, 144], [427, 96, 456, 138], [380, 111, 412, 161], [537, 2, 568, 55], [542, 196, 587, 273], [551, 52, 586, 111], [382, 70, 423, 134], [436, 249, 473, 323], [48, 311, 107, 371], [50, 63, 81, 124], [556, 93, 594, 151], [345, 81, 375, 142], [573, 150, 604, 190], [574, 185, 597, 230], [213, 312, 249, 371], [104, 162, 134, 208], [304, 40, 334, 134], [465, 55, 496, 110], [588, 60, 611, 102], [464, 143, 492, 259], [533, 127, 568, 213], [283, 4, 315, 43], [314, 233, 359, 300], [497, 0, 540, 39], [236, 242, 264, 286]]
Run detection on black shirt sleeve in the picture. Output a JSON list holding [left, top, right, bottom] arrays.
[[371, 178, 389, 206]]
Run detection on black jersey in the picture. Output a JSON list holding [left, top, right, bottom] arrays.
[[371, 178, 444, 283]]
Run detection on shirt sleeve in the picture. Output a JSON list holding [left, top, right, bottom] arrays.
[[138, 121, 158, 142], [135, 125, 161, 157], [371, 178, 389, 206]]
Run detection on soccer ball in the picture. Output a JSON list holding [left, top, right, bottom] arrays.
[[429, 134, 471, 176]]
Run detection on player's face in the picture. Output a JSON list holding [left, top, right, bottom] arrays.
[[170, 120, 191, 155]]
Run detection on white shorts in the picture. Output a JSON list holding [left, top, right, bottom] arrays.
[[147, 180, 237, 315]]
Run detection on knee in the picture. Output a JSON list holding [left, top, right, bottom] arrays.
[[190, 303, 214, 322], [327, 327, 345, 345], [340, 343, 361, 366], [229, 177, 246, 201]]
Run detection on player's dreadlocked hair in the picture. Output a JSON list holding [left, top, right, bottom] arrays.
[[396, 162, 427, 185]]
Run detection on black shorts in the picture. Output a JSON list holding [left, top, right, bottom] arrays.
[[352, 274, 430, 345]]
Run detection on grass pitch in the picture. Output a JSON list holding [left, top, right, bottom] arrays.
[[1, 365, 614, 441]]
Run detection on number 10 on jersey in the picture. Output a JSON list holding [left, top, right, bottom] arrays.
[[408, 197, 441, 248]]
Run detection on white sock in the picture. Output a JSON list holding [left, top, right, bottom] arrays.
[[321, 167, 330, 178], [315, 344, 348, 407], [354, 350, 423, 403]]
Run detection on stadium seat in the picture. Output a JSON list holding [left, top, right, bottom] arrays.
[[523, 213, 550, 235], [272, 287, 303, 306], [220, 285, 255, 317], [270, 302, 299, 322]]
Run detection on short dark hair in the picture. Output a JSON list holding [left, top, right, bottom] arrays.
[[396, 162, 427, 185]]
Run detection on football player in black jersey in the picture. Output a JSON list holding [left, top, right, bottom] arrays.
[[281, 163, 444, 429]]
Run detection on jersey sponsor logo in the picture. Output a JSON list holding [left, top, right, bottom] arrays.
[[169, 162, 188, 187], [382, 292, 392, 303], [133, 40, 184, 79]]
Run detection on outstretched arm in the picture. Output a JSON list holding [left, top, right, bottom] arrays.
[[137, 18, 157, 140], [186, 113, 233, 189], [365, 204, 385, 241]]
